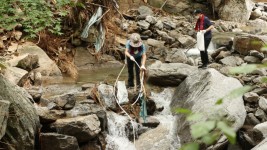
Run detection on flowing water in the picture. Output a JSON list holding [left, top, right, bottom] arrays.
[[105, 88, 180, 150]]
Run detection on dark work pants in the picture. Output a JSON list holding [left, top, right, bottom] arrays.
[[200, 37, 211, 66], [127, 56, 142, 87]]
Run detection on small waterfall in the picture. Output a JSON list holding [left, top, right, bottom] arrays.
[[105, 88, 180, 150], [105, 112, 136, 150]]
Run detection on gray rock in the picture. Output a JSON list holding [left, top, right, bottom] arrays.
[[52, 93, 76, 110], [171, 68, 246, 144], [250, 50, 265, 60], [147, 60, 197, 86], [116, 81, 129, 105], [259, 97, 267, 113], [81, 83, 95, 91], [253, 76, 266, 84], [162, 0, 190, 14], [0, 100, 10, 139], [35, 106, 57, 124], [251, 69, 267, 76], [262, 58, 267, 64], [247, 18, 267, 27], [138, 6, 153, 16], [254, 122, 267, 138], [234, 35, 267, 55], [50, 115, 101, 143], [16, 54, 39, 71], [245, 113, 261, 126], [244, 92, 260, 103], [147, 39, 165, 48], [252, 137, 267, 150], [98, 84, 117, 110], [162, 20, 176, 30], [245, 106, 257, 113], [215, 51, 231, 62], [40, 133, 79, 150], [219, 56, 244, 66], [165, 48, 187, 63], [3, 67, 28, 85], [251, 8, 263, 20], [156, 30, 175, 44], [138, 116, 160, 128], [66, 103, 103, 117], [135, 125, 179, 150], [177, 35, 196, 48], [0, 75, 40, 150], [137, 20, 150, 30], [26, 86, 43, 102], [145, 16, 157, 24], [252, 88, 267, 95], [16, 45, 62, 76], [218, 0, 253, 22], [244, 56, 261, 64], [155, 20, 164, 30], [142, 30, 153, 37], [255, 108, 267, 121]]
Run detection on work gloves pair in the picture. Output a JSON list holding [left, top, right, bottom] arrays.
[[129, 56, 146, 70]]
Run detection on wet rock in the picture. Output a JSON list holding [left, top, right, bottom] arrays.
[[165, 48, 187, 63], [219, 56, 244, 66], [245, 113, 261, 126], [16, 54, 39, 71], [0, 76, 40, 150], [138, 6, 153, 16], [211, 47, 227, 60], [244, 56, 261, 64], [244, 92, 259, 103], [234, 35, 267, 55], [98, 84, 117, 110], [218, 0, 253, 22], [135, 125, 178, 150], [137, 20, 150, 30], [0, 100, 10, 139], [50, 115, 101, 143], [52, 93, 76, 110], [147, 39, 165, 48], [145, 16, 157, 24], [148, 60, 197, 86], [171, 68, 246, 144], [40, 133, 79, 150], [250, 50, 265, 60], [138, 116, 160, 128]]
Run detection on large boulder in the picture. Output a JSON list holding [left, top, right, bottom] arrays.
[[234, 35, 267, 55], [50, 115, 101, 143], [0, 75, 40, 150], [2, 67, 28, 85], [165, 48, 187, 63], [252, 138, 267, 150], [40, 133, 79, 150], [9, 44, 62, 76], [0, 100, 10, 139], [98, 84, 117, 110], [171, 69, 246, 144], [147, 60, 197, 86], [218, 0, 253, 22]]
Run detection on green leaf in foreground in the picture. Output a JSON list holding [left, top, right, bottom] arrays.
[[187, 113, 203, 122], [191, 121, 216, 139], [215, 98, 223, 105], [180, 143, 199, 150], [225, 86, 252, 99], [201, 132, 220, 145], [217, 121, 236, 144], [229, 64, 258, 74], [175, 108, 192, 115]]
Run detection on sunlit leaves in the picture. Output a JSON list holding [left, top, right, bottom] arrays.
[[224, 86, 252, 100], [180, 143, 199, 150], [191, 121, 216, 139], [229, 64, 258, 74]]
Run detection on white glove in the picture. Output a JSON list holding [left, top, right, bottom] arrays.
[[141, 65, 146, 70], [130, 56, 135, 61], [201, 30, 206, 33]]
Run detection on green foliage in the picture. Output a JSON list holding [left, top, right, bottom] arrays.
[[0, 0, 74, 38], [176, 85, 252, 149]]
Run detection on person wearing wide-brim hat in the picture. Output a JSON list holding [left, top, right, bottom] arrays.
[[125, 33, 147, 88], [194, 9, 214, 69]]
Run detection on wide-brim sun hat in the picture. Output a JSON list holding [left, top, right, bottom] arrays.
[[129, 33, 142, 47]]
